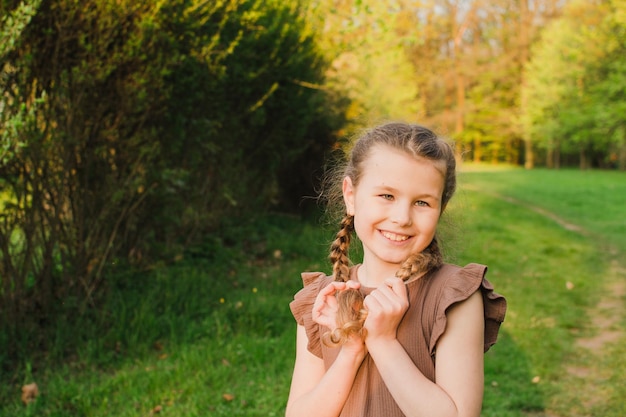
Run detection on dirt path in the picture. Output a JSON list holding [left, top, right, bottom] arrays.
[[558, 253, 625, 416], [468, 187, 626, 417]]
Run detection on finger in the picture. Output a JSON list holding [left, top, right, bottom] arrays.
[[384, 277, 408, 298], [313, 296, 337, 315], [363, 292, 383, 312], [370, 283, 395, 302], [345, 280, 361, 290], [320, 281, 346, 295], [312, 299, 337, 324], [312, 282, 344, 313], [313, 291, 337, 312], [366, 285, 405, 314]]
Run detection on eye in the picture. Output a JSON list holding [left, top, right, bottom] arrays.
[[415, 200, 429, 207], [380, 194, 394, 201]]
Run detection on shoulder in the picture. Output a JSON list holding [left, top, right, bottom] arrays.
[[434, 262, 487, 284], [419, 263, 487, 300], [428, 263, 507, 353]]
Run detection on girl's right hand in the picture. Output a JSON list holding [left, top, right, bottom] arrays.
[[312, 280, 361, 330]]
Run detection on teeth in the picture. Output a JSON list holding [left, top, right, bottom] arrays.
[[382, 231, 409, 242]]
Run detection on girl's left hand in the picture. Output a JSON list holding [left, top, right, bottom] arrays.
[[362, 277, 409, 342]]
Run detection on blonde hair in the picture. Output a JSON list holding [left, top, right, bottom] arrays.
[[321, 122, 456, 347]]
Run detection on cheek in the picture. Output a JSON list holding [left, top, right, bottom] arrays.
[[416, 211, 440, 228], [355, 200, 383, 222], [352, 205, 378, 231]]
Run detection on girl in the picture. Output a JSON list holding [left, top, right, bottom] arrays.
[[286, 122, 507, 417]]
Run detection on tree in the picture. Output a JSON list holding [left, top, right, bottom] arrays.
[[309, 0, 421, 136], [521, 0, 625, 169], [404, 0, 564, 165], [587, 0, 626, 169]]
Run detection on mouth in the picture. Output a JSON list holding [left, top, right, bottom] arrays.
[[381, 230, 411, 242]]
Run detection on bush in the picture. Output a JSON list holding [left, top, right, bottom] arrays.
[[0, 0, 344, 370]]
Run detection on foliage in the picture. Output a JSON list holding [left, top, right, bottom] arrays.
[[0, 0, 342, 369], [0, 0, 41, 164], [310, 0, 421, 134], [405, 0, 564, 162], [521, 0, 626, 169]]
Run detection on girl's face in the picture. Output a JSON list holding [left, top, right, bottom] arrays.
[[343, 144, 445, 280]]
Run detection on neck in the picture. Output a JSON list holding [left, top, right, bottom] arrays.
[[357, 262, 400, 288]]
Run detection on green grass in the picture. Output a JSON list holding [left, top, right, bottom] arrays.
[[458, 165, 626, 252], [456, 166, 626, 416], [1, 168, 625, 416], [1, 214, 331, 416]]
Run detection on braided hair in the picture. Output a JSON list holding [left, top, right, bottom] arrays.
[[320, 122, 456, 347]]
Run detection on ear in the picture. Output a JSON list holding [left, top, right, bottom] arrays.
[[342, 176, 356, 216]]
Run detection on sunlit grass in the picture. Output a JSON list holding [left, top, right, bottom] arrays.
[[1, 168, 625, 416], [450, 185, 605, 416], [456, 168, 626, 417], [458, 168, 626, 252]]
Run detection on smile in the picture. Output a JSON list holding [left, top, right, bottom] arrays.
[[381, 231, 410, 242]]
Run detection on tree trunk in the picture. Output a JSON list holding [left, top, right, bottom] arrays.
[[547, 147, 554, 169], [451, 1, 476, 161], [524, 139, 534, 168], [554, 143, 561, 169], [580, 148, 588, 169], [505, 138, 512, 164], [473, 136, 481, 162], [520, 0, 534, 169]]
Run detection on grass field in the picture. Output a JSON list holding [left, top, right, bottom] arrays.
[[1, 167, 624, 416]]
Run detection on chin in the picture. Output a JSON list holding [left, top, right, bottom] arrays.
[[380, 256, 411, 267]]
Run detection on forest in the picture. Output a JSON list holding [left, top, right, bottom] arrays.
[[1, 0, 625, 373]]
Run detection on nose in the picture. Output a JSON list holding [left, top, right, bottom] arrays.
[[390, 203, 412, 227]]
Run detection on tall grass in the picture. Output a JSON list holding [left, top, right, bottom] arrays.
[[1, 168, 624, 416]]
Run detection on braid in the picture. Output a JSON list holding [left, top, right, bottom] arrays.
[[318, 122, 456, 348], [324, 289, 367, 347], [395, 237, 444, 281], [323, 237, 444, 348], [329, 215, 353, 282], [323, 214, 367, 347], [425, 237, 444, 270]]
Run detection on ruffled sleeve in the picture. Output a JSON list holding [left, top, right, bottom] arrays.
[[289, 272, 333, 358], [429, 263, 507, 355]]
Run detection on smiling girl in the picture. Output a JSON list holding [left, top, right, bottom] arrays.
[[286, 122, 507, 417]]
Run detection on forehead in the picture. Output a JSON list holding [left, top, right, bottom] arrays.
[[358, 144, 446, 185], [353, 145, 446, 200]]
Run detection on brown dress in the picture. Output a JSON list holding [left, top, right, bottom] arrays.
[[289, 263, 507, 417]]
